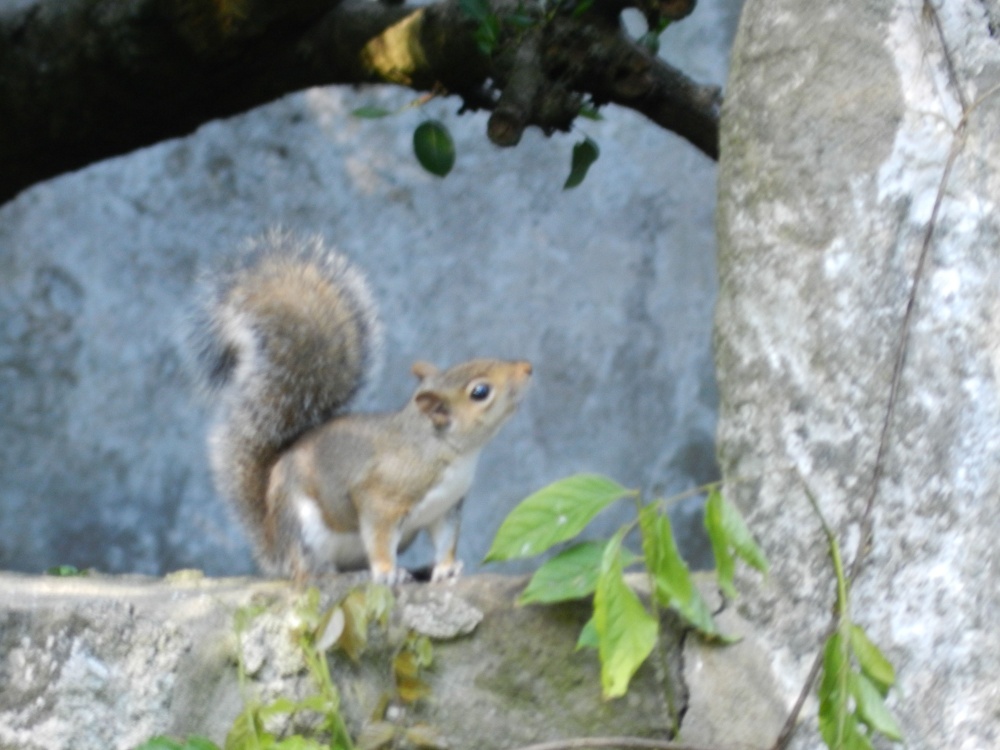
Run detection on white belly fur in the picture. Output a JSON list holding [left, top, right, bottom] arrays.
[[295, 493, 368, 570], [402, 450, 480, 535], [293, 450, 481, 569]]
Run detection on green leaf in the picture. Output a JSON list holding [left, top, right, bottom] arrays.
[[704, 487, 768, 598], [180, 739, 222, 750], [519, 541, 639, 605], [337, 589, 371, 662], [366, 583, 395, 626], [294, 693, 335, 714], [404, 723, 450, 750], [638, 19, 674, 56], [484, 474, 633, 562], [233, 602, 267, 635], [851, 673, 904, 742], [411, 634, 434, 668], [135, 739, 185, 750], [357, 721, 397, 750], [638, 31, 661, 55], [704, 489, 736, 598], [654, 17, 674, 33], [258, 696, 304, 718], [315, 604, 345, 652], [459, 0, 491, 22], [640, 506, 719, 636], [843, 726, 874, 750], [45, 564, 87, 576], [396, 673, 433, 704], [225, 708, 273, 750], [520, 541, 605, 604], [474, 15, 501, 55], [502, 11, 536, 29], [577, 104, 603, 121], [593, 531, 658, 698], [819, 630, 864, 750], [271, 737, 327, 750], [458, 0, 501, 54], [571, 0, 596, 18], [575, 615, 599, 651], [351, 106, 393, 119], [563, 137, 599, 189], [413, 121, 455, 177], [722, 495, 768, 573], [849, 624, 896, 691]]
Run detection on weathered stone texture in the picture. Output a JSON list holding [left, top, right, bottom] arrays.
[[0, 0, 740, 577], [716, 0, 1000, 748], [0, 573, 784, 750]]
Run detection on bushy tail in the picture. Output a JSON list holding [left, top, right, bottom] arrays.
[[191, 230, 382, 567]]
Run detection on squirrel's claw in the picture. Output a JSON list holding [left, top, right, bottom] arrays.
[[371, 566, 413, 586], [430, 559, 464, 583]]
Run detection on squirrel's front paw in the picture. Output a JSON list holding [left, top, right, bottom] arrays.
[[370, 566, 413, 586], [430, 559, 463, 583]]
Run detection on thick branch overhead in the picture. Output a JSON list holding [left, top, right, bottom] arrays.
[[0, 0, 720, 204]]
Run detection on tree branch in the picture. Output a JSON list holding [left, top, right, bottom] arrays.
[[487, 29, 545, 146], [0, 0, 720, 205]]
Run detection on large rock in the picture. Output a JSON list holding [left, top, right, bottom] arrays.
[[0, 572, 785, 750], [0, 0, 741, 577], [716, 0, 1000, 748]]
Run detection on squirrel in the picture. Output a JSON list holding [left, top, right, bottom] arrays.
[[191, 230, 532, 584]]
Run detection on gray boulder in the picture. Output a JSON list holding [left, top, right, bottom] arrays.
[[716, 0, 1000, 747], [0, 0, 739, 577], [0, 571, 785, 750]]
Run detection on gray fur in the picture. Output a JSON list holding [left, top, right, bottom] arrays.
[[190, 231, 383, 567]]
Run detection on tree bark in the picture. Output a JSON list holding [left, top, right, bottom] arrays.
[[0, 0, 720, 205]]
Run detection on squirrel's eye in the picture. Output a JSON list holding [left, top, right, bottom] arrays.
[[469, 383, 491, 401]]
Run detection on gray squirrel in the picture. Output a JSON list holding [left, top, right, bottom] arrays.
[[192, 231, 532, 583]]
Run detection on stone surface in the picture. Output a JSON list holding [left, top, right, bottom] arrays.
[[0, 0, 742, 577], [716, 0, 1000, 748], [0, 572, 782, 750], [683, 585, 787, 748]]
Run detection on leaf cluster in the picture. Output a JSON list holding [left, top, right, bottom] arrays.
[[44, 564, 89, 576], [353, 101, 600, 187], [359, 633, 445, 750], [136, 738, 218, 750], [819, 625, 902, 750], [457, 0, 540, 57], [350, 0, 630, 187], [810, 496, 903, 750], [484, 475, 768, 701], [137, 585, 442, 750], [220, 589, 357, 750]]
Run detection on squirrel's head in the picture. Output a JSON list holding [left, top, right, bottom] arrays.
[[410, 359, 532, 449]]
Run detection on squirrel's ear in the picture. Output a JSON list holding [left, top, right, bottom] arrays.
[[415, 391, 451, 428], [411, 361, 439, 380]]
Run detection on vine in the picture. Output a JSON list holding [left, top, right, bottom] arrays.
[[484, 474, 767, 732], [771, 4, 1000, 747], [483, 9, 1000, 749]]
